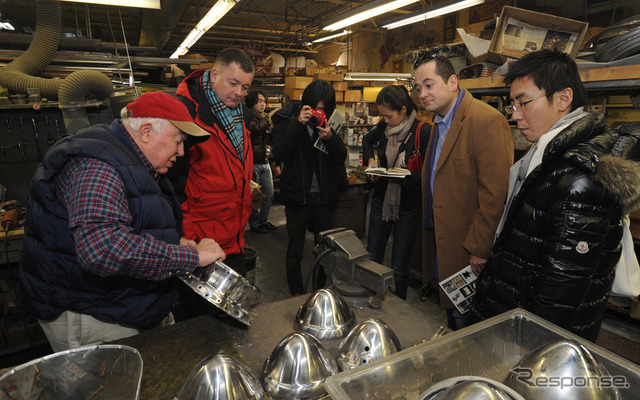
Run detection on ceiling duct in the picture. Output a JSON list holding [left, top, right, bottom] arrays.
[[0, 0, 112, 104]]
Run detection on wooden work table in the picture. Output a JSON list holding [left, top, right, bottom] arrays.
[[0, 227, 24, 242]]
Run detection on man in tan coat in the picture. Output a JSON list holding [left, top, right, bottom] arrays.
[[415, 55, 513, 330]]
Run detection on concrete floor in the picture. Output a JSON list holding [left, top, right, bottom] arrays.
[[244, 203, 448, 327]]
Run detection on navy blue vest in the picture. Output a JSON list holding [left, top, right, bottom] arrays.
[[18, 120, 183, 329]]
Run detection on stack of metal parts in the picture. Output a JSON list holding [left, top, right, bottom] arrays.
[[176, 289, 408, 400], [583, 14, 640, 62]]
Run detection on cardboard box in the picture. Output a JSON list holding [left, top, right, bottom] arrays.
[[487, 6, 588, 64], [284, 88, 304, 101], [315, 73, 345, 82], [363, 87, 383, 102], [285, 76, 314, 89], [333, 81, 348, 91], [335, 90, 345, 102], [304, 66, 316, 76], [345, 90, 362, 102]]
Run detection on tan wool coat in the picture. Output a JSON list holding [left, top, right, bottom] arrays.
[[421, 92, 514, 308]]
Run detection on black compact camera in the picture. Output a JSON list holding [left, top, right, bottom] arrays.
[[308, 109, 326, 128]]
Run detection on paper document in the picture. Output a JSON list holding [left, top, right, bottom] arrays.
[[314, 109, 345, 155], [327, 109, 345, 133], [439, 265, 477, 314]]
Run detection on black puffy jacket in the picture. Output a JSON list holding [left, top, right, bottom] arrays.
[[473, 112, 640, 341], [271, 102, 347, 209]]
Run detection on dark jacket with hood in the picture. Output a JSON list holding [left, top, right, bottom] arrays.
[[363, 118, 430, 208], [244, 107, 271, 164], [18, 121, 182, 329], [271, 102, 347, 209], [472, 112, 640, 341]]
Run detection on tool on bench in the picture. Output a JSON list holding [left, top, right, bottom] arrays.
[[314, 228, 395, 309], [45, 115, 55, 145], [31, 118, 44, 160]]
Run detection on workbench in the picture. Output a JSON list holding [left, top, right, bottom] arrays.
[[113, 293, 444, 399]]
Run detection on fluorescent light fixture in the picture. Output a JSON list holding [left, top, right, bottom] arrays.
[[311, 30, 351, 44], [383, 0, 485, 30], [0, 22, 15, 30], [170, 47, 189, 59], [196, 0, 237, 31], [60, 0, 161, 9], [345, 72, 412, 81], [323, 0, 420, 32], [170, 0, 238, 59]]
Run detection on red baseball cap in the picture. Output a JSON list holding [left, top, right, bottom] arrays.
[[125, 91, 210, 139]]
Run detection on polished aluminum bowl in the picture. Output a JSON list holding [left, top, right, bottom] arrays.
[[295, 288, 356, 340], [336, 318, 403, 371], [176, 353, 264, 400], [179, 260, 261, 325], [418, 376, 526, 400], [503, 340, 622, 400], [261, 332, 338, 399]]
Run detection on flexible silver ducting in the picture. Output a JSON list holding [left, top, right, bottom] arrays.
[[0, 0, 113, 103]]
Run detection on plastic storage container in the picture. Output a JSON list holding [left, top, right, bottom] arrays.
[[0, 344, 143, 399], [325, 308, 640, 400]]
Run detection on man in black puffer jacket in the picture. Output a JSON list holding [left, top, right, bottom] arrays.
[[472, 49, 640, 341]]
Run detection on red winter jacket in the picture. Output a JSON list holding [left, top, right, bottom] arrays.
[[176, 69, 253, 256]]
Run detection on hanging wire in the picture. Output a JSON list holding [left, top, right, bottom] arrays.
[[118, 7, 135, 89], [73, 3, 81, 37], [107, 9, 125, 86], [84, 3, 92, 39]]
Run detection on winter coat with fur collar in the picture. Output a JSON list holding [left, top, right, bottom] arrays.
[[472, 111, 640, 341]]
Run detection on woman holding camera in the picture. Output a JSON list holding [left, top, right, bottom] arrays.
[[363, 85, 430, 300], [272, 80, 348, 296]]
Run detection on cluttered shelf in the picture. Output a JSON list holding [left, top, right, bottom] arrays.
[[462, 64, 640, 95]]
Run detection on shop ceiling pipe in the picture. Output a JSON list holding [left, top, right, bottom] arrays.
[[0, 0, 112, 103]]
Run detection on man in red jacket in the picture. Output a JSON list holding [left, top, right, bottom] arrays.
[[170, 48, 254, 280]]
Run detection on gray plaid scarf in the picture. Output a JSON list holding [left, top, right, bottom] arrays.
[[202, 69, 244, 161]]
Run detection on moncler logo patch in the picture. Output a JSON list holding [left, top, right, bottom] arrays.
[[576, 241, 589, 254]]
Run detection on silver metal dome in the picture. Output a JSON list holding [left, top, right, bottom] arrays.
[[177, 353, 264, 400], [418, 376, 526, 400], [261, 332, 338, 399], [503, 340, 622, 400], [295, 288, 356, 340], [336, 318, 403, 371]]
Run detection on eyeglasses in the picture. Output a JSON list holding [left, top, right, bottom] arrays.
[[507, 92, 551, 116]]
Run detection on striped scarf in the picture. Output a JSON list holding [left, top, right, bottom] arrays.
[[202, 69, 244, 161]]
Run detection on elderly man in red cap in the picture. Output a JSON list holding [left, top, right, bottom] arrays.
[[18, 91, 226, 352]]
